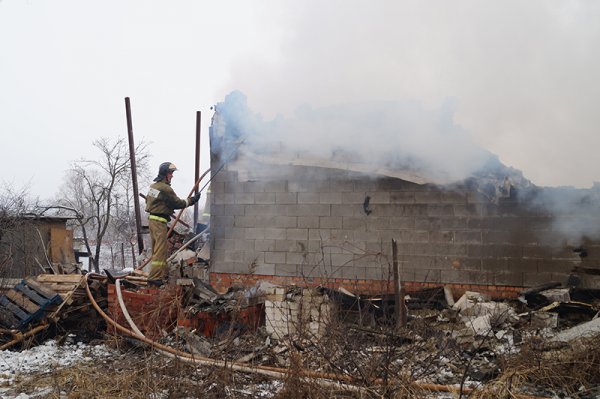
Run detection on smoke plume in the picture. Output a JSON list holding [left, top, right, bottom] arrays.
[[213, 90, 500, 184]]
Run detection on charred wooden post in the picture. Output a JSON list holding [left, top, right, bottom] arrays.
[[193, 111, 201, 230], [393, 239, 407, 328], [125, 97, 144, 255]]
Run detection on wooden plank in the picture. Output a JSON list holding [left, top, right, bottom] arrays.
[[5, 290, 38, 314], [50, 227, 75, 263], [44, 283, 79, 292], [36, 274, 84, 284], [0, 296, 28, 320], [15, 283, 47, 305], [25, 278, 59, 299], [0, 307, 19, 328]]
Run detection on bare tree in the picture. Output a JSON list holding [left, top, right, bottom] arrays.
[[59, 137, 149, 273]]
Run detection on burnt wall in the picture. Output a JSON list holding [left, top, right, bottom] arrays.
[[209, 158, 600, 290]]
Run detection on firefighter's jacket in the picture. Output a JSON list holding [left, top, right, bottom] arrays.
[[145, 180, 190, 220]]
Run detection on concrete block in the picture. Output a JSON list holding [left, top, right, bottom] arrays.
[[264, 227, 287, 240], [218, 204, 245, 216], [389, 192, 415, 204], [213, 215, 234, 228], [329, 229, 354, 240], [320, 216, 343, 229], [481, 258, 508, 272], [276, 192, 298, 204], [388, 217, 415, 229], [254, 239, 276, 252], [210, 181, 225, 194], [441, 191, 467, 203], [244, 204, 288, 216], [242, 181, 267, 193], [214, 193, 235, 205], [254, 263, 275, 276], [494, 272, 524, 286], [298, 192, 320, 204], [288, 204, 331, 217], [298, 216, 320, 228], [234, 239, 256, 251], [353, 229, 381, 242], [275, 264, 299, 276], [467, 192, 488, 204], [455, 204, 481, 217], [454, 231, 482, 244], [370, 192, 390, 204], [211, 261, 246, 273], [223, 251, 245, 263], [329, 180, 354, 192], [342, 192, 367, 204], [264, 181, 288, 193], [309, 229, 330, 241], [363, 266, 388, 280], [265, 251, 286, 264], [254, 192, 276, 204], [211, 204, 225, 216], [427, 204, 455, 217], [441, 217, 469, 230], [286, 228, 309, 240], [330, 253, 355, 267], [214, 238, 236, 251], [320, 192, 342, 204], [286, 252, 307, 265], [274, 216, 298, 228], [213, 170, 237, 183], [365, 217, 391, 230], [224, 180, 244, 193], [353, 180, 379, 192], [275, 240, 307, 252], [234, 215, 258, 228], [415, 191, 442, 203], [331, 204, 358, 217], [429, 231, 454, 243], [252, 215, 275, 227], [342, 217, 366, 230], [234, 193, 255, 205], [245, 227, 266, 240]]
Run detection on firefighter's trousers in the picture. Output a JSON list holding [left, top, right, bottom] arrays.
[[148, 217, 168, 281]]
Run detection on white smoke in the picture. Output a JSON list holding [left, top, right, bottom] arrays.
[[214, 90, 498, 184], [222, 1, 600, 188]]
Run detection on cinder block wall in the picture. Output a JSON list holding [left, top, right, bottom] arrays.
[[209, 156, 600, 295]]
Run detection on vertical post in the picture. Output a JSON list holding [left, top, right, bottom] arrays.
[[392, 239, 407, 328], [193, 111, 201, 231], [121, 242, 125, 269], [125, 97, 144, 254]]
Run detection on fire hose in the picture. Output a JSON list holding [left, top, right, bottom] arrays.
[[86, 275, 548, 398], [137, 138, 246, 272]]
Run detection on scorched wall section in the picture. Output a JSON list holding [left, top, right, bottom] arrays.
[[209, 158, 595, 294]]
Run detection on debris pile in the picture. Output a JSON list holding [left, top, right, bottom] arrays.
[[4, 273, 600, 398], [263, 286, 335, 340]]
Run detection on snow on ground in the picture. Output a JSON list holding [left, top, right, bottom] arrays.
[[0, 335, 115, 397]]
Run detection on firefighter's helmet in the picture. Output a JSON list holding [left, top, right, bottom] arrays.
[[154, 162, 177, 182]]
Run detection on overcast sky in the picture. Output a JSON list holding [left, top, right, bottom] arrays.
[[1, 1, 599, 203]]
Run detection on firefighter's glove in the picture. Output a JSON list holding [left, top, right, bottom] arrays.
[[189, 192, 201, 206]]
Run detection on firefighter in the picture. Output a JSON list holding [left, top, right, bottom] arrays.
[[145, 162, 200, 285]]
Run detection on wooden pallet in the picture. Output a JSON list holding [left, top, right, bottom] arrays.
[[0, 278, 63, 330]]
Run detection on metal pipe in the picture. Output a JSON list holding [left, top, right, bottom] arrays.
[[0, 324, 49, 351], [193, 111, 201, 231], [125, 97, 144, 254]]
